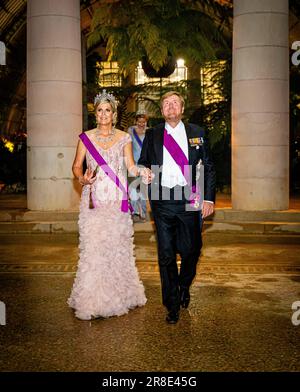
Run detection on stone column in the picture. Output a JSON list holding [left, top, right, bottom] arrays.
[[232, 0, 289, 210], [27, 0, 82, 210], [81, 33, 88, 131]]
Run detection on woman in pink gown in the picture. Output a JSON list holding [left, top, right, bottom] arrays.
[[68, 91, 150, 320]]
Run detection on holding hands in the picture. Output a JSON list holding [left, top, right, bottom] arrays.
[[79, 165, 153, 186], [139, 167, 154, 185]]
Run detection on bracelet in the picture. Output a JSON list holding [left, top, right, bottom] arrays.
[[128, 165, 140, 177], [138, 167, 147, 177]]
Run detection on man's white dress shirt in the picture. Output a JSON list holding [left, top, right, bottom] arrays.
[[161, 120, 214, 205], [161, 121, 188, 188]]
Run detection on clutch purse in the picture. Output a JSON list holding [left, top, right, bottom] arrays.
[[89, 166, 99, 209]]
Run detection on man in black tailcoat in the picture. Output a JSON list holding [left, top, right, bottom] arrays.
[[138, 91, 216, 324]]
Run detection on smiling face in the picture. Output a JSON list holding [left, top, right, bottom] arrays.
[[136, 115, 148, 132], [161, 94, 184, 124], [95, 102, 114, 127]]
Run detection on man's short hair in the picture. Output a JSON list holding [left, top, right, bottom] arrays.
[[160, 91, 185, 108]]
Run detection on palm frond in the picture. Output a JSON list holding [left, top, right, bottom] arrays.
[[87, 0, 230, 73]]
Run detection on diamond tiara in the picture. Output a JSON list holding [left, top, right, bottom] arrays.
[[94, 89, 117, 106]]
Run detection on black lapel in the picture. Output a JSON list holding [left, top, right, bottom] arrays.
[[184, 123, 197, 165], [153, 123, 164, 166]]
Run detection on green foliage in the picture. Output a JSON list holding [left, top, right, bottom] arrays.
[[0, 134, 26, 188], [88, 0, 230, 74], [187, 60, 232, 191], [86, 52, 103, 86], [290, 0, 300, 18], [290, 55, 300, 192], [87, 0, 232, 189]]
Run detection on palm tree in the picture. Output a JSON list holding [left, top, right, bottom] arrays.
[[87, 0, 231, 75], [86, 0, 233, 190]]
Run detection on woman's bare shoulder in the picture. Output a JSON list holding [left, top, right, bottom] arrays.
[[115, 129, 127, 136], [115, 129, 129, 140]]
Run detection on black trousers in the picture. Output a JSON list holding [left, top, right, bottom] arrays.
[[151, 200, 203, 312]]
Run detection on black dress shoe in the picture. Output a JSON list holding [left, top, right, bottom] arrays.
[[166, 310, 179, 324], [180, 289, 190, 309]]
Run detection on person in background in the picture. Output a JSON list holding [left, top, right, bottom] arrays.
[[128, 113, 149, 222]]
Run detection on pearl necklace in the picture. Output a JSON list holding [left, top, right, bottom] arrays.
[[94, 127, 116, 148]]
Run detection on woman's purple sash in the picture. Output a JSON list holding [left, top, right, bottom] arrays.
[[132, 128, 143, 149], [79, 133, 132, 213], [163, 128, 200, 208]]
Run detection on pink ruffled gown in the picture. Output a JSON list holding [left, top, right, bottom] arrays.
[[68, 133, 147, 320]]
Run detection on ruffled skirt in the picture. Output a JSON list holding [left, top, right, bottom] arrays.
[[68, 189, 147, 320]]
